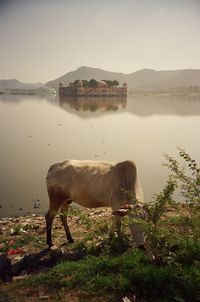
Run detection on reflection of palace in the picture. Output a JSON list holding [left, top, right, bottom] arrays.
[[59, 95, 127, 112], [59, 80, 127, 97]]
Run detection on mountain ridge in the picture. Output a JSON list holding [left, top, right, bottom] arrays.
[[0, 79, 53, 93], [46, 66, 200, 92], [1, 66, 200, 93]]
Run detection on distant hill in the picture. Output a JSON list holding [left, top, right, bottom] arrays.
[[1, 67, 200, 94], [0, 79, 54, 93], [46, 66, 200, 93]]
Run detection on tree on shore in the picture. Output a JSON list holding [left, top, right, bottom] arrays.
[[102, 80, 119, 86], [88, 79, 98, 88]]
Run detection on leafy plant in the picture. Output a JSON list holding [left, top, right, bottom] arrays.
[[164, 147, 200, 213], [147, 177, 177, 226], [146, 148, 200, 263]]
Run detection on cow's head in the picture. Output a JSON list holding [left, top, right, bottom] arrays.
[[112, 204, 133, 217]]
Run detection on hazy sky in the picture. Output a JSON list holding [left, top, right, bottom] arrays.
[[0, 0, 200, 83]]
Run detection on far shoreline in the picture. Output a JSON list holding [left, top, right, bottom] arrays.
[[128, 92, 200, 97]]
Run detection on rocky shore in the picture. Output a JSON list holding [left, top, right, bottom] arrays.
[[0, 209, 111, 282]]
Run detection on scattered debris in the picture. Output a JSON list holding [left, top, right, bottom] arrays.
[[122, 296, 136, 302], [0, 209, 111, 282], [7, 248, 24, 256], [33, 199, 40, 209], [38, 295, 50, 300], [0, 247, 87, 282]]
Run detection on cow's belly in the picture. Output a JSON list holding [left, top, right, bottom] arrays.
[[70, 182, 112, 208], [73, 189, 111, 208]]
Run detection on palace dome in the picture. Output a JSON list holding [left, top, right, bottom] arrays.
[[98, 81, 108, 87]]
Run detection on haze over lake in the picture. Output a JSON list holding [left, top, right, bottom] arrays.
[[0, 94, 200, 217]]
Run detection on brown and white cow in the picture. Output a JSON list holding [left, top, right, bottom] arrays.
[[45, 160, 146, 248]]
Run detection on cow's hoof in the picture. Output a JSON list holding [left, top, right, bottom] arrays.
[[47, 243, 53, 249], [138, 244, 146, 251], [50, 245, 59, 251]]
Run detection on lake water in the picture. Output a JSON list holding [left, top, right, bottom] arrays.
[[0, 94, 200, 217]]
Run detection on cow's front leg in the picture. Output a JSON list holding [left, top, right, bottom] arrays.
[[110, 214, 122, 239], [128, 204, 147, 248]]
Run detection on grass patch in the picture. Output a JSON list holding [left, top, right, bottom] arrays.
[[11, 249, 200, 302]]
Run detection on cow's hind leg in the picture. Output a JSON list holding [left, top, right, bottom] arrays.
[[46, 187, 65, 247], [60, 201, 74, 243], [45, 202, 60, 247]]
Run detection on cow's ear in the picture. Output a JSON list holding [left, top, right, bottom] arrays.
[[112, 209, 129, 217]]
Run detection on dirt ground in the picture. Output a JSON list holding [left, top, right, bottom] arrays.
[[0, 208, 111, 255], [0, 205, 190, 302]]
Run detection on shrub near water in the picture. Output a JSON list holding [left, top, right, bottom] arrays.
[[140, 148, 200, 265]]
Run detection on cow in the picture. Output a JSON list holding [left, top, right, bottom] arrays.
[[45, 160, 146, 248]]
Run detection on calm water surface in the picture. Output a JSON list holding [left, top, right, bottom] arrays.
[[0, 94, 200, 217]]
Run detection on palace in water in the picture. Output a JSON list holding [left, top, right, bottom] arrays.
[[59, 80, 127, 97]]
